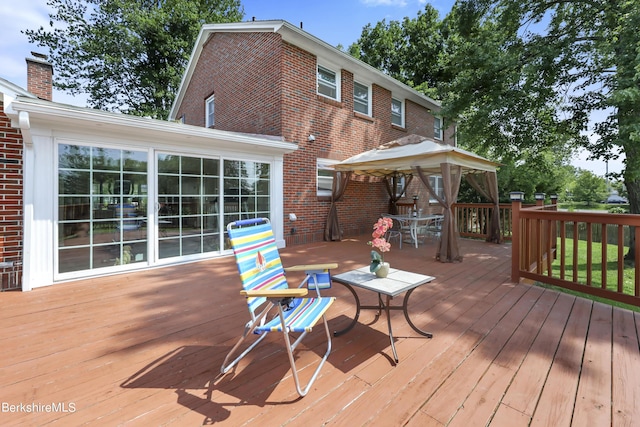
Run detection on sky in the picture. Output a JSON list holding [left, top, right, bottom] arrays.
[[0, 0, 623, 176]]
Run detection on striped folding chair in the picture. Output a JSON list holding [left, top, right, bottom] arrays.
[[221, 218, 337, 397]]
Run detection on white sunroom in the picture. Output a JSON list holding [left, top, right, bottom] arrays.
[[6, 95, 297, 290]]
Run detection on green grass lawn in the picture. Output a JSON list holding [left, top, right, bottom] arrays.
[[544, 237, 638, 312]]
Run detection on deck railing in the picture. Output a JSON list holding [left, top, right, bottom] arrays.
[[510, 198, 640, 307], [455, 203, 516, 241]]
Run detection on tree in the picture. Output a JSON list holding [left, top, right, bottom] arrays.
[[571, 169, 608, 206], [24, 0, 243, 119], [442, 0, 640, 259], [350, 1, 639, 259], [348, 4, 447, 99], [348, 2, 576, 201]]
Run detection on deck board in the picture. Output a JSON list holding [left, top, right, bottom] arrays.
[[0, 236, 638, 426]]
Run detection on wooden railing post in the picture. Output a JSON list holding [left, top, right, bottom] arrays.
[[510, 192, 524, 283]]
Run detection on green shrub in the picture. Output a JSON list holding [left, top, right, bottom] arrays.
[[608, 206, 627, 214]]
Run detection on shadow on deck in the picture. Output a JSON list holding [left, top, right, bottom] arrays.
[[0, 236, 638, 426]]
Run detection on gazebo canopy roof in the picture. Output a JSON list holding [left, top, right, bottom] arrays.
[[333, 134, 499, 177]]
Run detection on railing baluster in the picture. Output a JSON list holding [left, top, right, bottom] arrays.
[[601, 223, 607, 290], [586, 223, 593, 287], [573, 222, 579, 283], [618, 225, 624, 293]]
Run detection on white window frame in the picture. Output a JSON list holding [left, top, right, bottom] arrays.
[[395, 175, 406, 198], [434, 116, 443, 140], [205, 95, 215, 127], [353, 81, 371, 116], [317, 158, 338, 197], [391, 97, 404, 127], [429, 175, 444, 202], [317, 64, 340, 101]]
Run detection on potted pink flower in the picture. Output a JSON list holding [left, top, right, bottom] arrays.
[[368, 217, 393, 277]]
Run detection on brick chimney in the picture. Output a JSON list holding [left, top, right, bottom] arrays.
[[26, 52, 53, 101]]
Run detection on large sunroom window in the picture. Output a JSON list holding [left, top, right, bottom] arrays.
[[157, 155, 271, 258], [57, 144, 148, 274]]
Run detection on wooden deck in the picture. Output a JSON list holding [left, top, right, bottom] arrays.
[[1, 236, 638, 426]]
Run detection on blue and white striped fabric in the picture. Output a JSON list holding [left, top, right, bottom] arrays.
[[260, 297, 334, 333], [228, 218, 334, 333]]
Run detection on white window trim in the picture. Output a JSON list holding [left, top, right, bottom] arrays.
[[317, 158, 339, 197], [429, 175, 443, 202], [434, 116, 443, 140], [395, 175, 406, 198], [317, 64, 341, 101], [353, 81, 371, 116], [391, 97, 404, 127], [205, 94, 215, 127]]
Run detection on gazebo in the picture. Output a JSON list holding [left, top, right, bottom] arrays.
[[328, 134, 501, 262]]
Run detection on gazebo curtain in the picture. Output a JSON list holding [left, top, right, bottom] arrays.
[[465, 172, 502, 243], [383, 173, 413, 214], [415, 164, 463, 262], [324, 171, 351, 241]]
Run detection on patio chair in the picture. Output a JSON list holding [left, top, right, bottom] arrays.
[[221, 217, 336, 397], [383, 215, 408, 249], [424, 215, 444, 240]]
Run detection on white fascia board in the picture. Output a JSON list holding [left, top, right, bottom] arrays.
[[0, 78, 35, 116], [11, 97, 298, 156]]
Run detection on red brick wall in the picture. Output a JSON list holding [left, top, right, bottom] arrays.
[[177, 32, 283, 135], [175, 31, 446, 245], [26, 58, 53, 101], [0, 102, 23, 290]]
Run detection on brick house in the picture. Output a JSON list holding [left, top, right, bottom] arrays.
[[1, 21, 454, 291], [0, 77, 31, 290], [1, 56, 296, 291], [169, 20, 455, 245]]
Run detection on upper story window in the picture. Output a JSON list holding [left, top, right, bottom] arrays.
[[434, 116, 443, 140], [205, 95, 215, 127], [353, 81, 370, 115], [317, 65, 340, 100], [391, 98, 404, 127]]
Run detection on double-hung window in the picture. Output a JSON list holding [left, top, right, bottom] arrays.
[[434, 116, 443, 140], [429, 175, 444, 201], [317, 65, 339, 100], [317, 159, 338, 198], [353, 81, 370, 115], [391, 98, 404, 127], [205, 95, 215, 127]]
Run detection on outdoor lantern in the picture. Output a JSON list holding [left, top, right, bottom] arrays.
[[509, 191, 525, 201], [550, 194, 558, 200], [534, 192, 546, 200]]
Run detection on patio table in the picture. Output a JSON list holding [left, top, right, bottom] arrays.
[[332, 267, 435, 363], [384, 214, 443, 248]]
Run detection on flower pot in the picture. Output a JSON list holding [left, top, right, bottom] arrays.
[[375, 262, 390, 278]]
